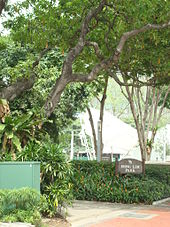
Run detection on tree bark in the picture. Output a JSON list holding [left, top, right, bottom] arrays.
[[44, 20, 170, 117], [0, 0, 7, 15], [121, 77, 170, 161], [0, 48, 51, 101], [0, 76, 35, 101], [99, 76, 108, 159], [87, 107, 97, 155]]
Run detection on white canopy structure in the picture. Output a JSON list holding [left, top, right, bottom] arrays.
[[80, 108, 138, 157]]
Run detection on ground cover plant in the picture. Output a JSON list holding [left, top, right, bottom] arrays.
[[72, 161, 170, 204], [0, 188, 42, 226]]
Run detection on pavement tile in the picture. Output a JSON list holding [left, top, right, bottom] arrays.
[[68, 199, 170, 227]]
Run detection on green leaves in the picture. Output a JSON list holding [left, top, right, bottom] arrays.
[[72, 161, 170, 204], [16, 141, 73, 216], [0, 110, 45, 154], [0, 124, 5, 131], [12, 135, 21, 152], [0, 188, 42, 225]]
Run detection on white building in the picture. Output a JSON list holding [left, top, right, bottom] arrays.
[[75, 108, 170, 162]]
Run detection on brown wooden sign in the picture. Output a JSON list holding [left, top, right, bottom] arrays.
[[117, 158, 143, 174]]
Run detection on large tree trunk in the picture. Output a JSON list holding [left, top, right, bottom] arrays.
[[44, 76, 70, 117]]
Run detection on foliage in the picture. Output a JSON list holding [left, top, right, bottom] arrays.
[[145, 164, 170, 185], [0, 110, 45, 155], [1, 0, 169, 93], [0, 41, 34, 85], [71, 161, 170, 204], [158, 86, 170, 109], [3, 0, 169, 77], [0, 188, 42, 226], [16, 141, 73, 216], [0, 42, 93, 143], [0, 0, 169, 135]]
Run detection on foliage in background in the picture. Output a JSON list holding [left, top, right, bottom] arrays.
[[0, 188, 42, 226], [71, 161, 170, 204]]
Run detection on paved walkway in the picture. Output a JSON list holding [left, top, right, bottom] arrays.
[[0, 223, 34, 227], [67, 199, 170, 227]]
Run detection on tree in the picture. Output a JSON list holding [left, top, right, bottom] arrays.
[[120, 76, 170, 161], [0, 0, 169, 117], [112, 9, 170, 161], [87, 75, 108, 158], [0, 41, 93, 148]]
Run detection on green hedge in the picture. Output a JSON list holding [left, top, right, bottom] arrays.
[[71, 161, 170, 204], [145, 164, 170, 185]]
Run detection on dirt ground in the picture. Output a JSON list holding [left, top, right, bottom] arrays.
[[42, 218, 71, 227]]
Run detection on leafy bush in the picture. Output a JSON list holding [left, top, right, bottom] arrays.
[[0, 110, 45, 156], [0, 188, 42, 226], [72, 161, 170, 204], [145, 164, 170, 185], [16, 141, 73, 216]]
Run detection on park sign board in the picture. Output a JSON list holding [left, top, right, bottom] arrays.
[[117, 158, 143, 174]]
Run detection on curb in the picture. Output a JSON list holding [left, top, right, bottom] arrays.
[[152, 197, 170, 205]]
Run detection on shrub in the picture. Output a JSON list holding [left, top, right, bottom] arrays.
[[72, 160, 170, 204], [145, 164, 170, 185], [16, 141, 73, 216], [0, 188, 42, 226]]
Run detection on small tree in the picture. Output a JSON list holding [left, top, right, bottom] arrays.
[[120, 78, 170, 161], [87, 76, 108, 159]]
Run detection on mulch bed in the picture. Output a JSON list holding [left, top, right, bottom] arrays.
[[42, 218, 71, 227]]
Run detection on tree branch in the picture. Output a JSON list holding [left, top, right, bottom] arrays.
[[0, 47, 51, 101], [157, 85, 170, 122], [85, 41, 104, 60], [62, 0, 107, 72], [0, 75, 36, 101], [116, 22, 170, 55], [74, 21, 170, 84], [32, 47, 51, 68], [44, 11, 169, 116]]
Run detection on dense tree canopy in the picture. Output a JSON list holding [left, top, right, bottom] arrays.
[[0, 0, 169, 117]]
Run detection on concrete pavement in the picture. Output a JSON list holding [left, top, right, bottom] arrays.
[[67, 199, 170, 227], [0, 223, 34, 227]]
